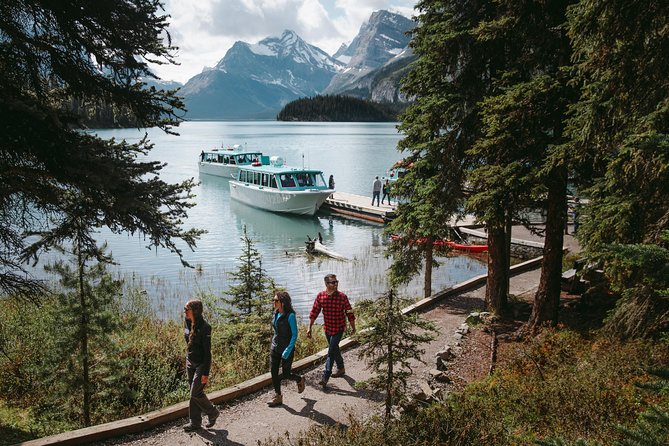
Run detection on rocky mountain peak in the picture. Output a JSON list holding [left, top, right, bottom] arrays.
[[180, 10, 412, 119]]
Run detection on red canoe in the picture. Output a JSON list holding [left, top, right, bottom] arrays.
[[390, 235, 488, 253]]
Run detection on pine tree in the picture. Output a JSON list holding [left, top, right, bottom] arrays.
[[389, 0, 505, 303], [566, 0, 669, 248], [0, 0, 202, 301], [42, 221, 127, 427], [355, 289, 436, 429], [222, 226, 276, 322], [565, 0, 669, 336], [466, 0, 575, 326]]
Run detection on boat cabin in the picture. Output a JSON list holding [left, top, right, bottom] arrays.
[[200, 146, 263, 166], [235, 157, 329, 191]]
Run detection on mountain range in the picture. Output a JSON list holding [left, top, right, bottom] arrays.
[[177, 10, 415, 120]]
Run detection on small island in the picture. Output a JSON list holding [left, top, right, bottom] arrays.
[[276, 94, 404, 122]]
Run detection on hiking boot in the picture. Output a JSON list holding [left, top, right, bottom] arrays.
[[318, 378, 328, 389], [205, 410, 219, 428], [267, 393, 283, 407], [297, 376, 306, 393], [183, 423, 201, 432], [331, 368, 346, 378]]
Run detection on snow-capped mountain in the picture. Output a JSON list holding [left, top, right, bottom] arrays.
[[324, 10, 414, 96], [179, 11, 414, 119], [181, 30, 344, 119]]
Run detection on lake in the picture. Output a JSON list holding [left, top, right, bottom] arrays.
[[74, 121, 488, 319]]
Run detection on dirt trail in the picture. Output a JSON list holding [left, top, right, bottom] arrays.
[[104, 265, 545, 446]]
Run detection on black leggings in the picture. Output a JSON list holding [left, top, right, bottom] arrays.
[[270, 350, 302, 394]]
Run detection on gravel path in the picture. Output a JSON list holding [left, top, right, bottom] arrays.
[[104, 266, 543, 446]]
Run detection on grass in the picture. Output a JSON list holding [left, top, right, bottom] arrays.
[[0, 294, 328, 445], [261, 329, 669, 446]]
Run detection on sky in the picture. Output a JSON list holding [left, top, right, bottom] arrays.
[[151, 0, 417, 83]]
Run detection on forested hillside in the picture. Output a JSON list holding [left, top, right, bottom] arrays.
[[276, 95, 404, 122], [66, 98, 139, 128]]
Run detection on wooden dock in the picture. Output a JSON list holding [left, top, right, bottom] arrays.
[[322, 192, 487, 226], [322, 192, 396, 223]]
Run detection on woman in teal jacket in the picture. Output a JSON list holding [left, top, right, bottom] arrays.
[[268, 291, 305, 407]]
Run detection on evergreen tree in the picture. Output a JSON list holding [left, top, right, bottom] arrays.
[[595, 232, 669, 339], [355, 289, 436, 428], [390, 0, 505, 304], [467, 0, 576, 325], [42, 225, 127, 427], [617, 368, 669, 446], [222, 226, 276, 321], [565, 0, 669, 248], [565, 0, 669, 335], [0, 0, 201, 301]]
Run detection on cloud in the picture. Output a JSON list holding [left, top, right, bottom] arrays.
[[150, 0, 416, 83]]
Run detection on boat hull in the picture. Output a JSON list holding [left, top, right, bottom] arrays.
[[389, 235, 488, 253], [198, 161, 238, 179], [229, 181, 333, 216]]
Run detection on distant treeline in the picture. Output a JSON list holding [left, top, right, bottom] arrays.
[[276, 95, 405, 122], [65, 97, 140, 129]]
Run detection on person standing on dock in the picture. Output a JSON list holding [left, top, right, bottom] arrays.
[[182, 299, 219, 432], [306, 274, 356, 389], [572, 197, 581, 234], [372, 176, 382, 206], [381, 179, 391, 205]]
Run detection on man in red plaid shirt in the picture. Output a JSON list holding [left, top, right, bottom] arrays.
[[306, 273, 356, 388]]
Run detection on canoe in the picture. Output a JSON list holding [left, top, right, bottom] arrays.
[[390, 235, 488, 253]]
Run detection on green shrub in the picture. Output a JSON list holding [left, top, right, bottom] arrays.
[[262, 330, 669, 446]]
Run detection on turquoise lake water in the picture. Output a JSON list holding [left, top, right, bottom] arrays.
[[68, 121, 488, 319]]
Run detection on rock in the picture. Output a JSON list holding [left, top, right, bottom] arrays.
[[429, 369, 444, 379], [435, 373, 452, 383], [435, 347, 455, 361], [419, 381, 433, 397], [454, 332, 463, 341]]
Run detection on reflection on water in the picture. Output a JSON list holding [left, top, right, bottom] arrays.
[[230, 200, 325, 249], [37, 122, 489, 320]]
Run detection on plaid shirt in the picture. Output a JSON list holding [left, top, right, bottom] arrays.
[[309, 290, 355, 335]]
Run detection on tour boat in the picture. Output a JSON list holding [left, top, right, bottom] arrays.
[[229, 156, 334, 216], [198, 144, 264, 179], [389, 235, 488, 253]]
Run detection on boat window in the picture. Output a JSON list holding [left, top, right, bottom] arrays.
[[295, 173, 317, 187], [239, 170, 247, 182], [261, 173, 269, 187], [270, 175, 277, 188], [279, 174, 296, 188], [254, 172, 260, 185], [315, 173, 327, 187]]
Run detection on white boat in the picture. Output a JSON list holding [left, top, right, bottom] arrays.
[[229, 157, 334, 216], [198, 144, 264, 179]]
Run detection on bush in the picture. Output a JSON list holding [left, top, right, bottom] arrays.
[[261, 330, 669, 446]]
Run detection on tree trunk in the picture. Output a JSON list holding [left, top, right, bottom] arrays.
[[385, 290, 394, 426], [423, 244, 433, 299], [77, 238, 91, 427], [529, 168, 567, 328], [505, 211, 513, 296], [486, 222, 509, 314]]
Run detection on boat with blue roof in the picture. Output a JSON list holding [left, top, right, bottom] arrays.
[[229, 156, 334, 216]]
